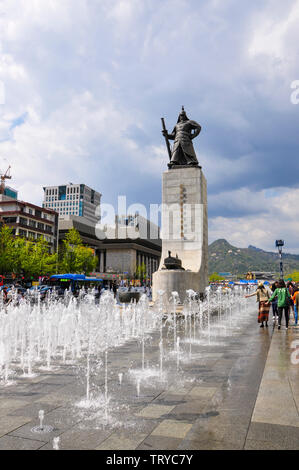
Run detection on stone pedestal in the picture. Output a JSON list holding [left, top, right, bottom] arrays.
[[152, 167, 208, 302]]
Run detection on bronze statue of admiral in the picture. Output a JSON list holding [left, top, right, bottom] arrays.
[[161, 107, 202, 169]]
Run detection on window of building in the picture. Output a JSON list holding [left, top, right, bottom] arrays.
[[3, 217, 17, 223], [29, 220, 36, 228]]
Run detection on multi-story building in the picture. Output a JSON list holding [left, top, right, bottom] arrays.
[[3, 186, 18, 200], [98, 214, 161, 281], [58, 213, 161, 282], [0, 195, 58, 252], [43, 183, 101, 224]]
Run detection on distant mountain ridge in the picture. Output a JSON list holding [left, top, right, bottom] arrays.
[[208, 239, 299, 275]]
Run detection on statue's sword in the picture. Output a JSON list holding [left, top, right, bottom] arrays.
[[161, 118, 172, 161]]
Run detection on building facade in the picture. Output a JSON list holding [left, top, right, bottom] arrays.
[[0, 196, 58, 252], [43, 183, 101, 224], [58, 213, 161, 282], [97, 213, 161, 281]]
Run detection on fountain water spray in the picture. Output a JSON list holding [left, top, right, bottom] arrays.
[[53, 437, 60, 450], [39, 409, 44, 430], [31, 409, 53, 434], [159, 339, 163, 379], [176, 337, 180, 371], [136, 378, 141, 397], [104, 350, 108, 422]]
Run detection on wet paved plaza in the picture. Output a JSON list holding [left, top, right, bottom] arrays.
[[0, 300, 299, 450]]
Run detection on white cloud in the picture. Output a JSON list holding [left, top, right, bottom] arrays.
[[0, 0, 298, 254], [209, 188, 299, 253], [248, 0, 299, 60]]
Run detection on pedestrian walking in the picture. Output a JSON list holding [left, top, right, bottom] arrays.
[[270, 281, 279, 323], [287, 281, 295, 319], [295, 290, 299, 326], [267, 279, 291, 330], [245, 281, 271, 328], [112, 281, 118, 299], [292, 287, 299, 325]]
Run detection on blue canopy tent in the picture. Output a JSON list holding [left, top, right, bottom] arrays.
[[50, 274, 86, 281]]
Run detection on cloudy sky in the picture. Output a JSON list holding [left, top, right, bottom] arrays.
[[0, 0, 299, 252]]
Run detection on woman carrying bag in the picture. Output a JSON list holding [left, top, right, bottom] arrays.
[[266, 279, 291, 330], [245, 281, 271, 328]]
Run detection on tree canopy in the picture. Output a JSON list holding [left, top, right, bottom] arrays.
[[0, 226, 97, 278]]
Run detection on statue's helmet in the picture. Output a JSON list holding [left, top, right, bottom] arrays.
[[177, 106, 188, 122]]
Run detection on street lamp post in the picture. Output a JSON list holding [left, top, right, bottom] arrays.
[[275, 240, 284, 279]]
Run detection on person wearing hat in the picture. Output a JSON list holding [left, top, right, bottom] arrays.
[[245, 281, 271, 328]]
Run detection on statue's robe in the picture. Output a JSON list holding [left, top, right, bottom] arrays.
[[169, 120, 201, 165]]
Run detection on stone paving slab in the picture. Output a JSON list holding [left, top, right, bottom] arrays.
[[0, 399, 32, 418], [7, 401, 60, 417], [135, 404, 175, 419], [96, 432, 148, 450], [246, 421, 299, 449], [179, 438, 244, 450], [188, 386, 217, 398], [9, 407, 83, 442], [251, 327, 299, 428], [0, 435, 45, 450], [39, 427, 113, 450], [137, 435, 181, 450], [0, 415, 33, 439], [150, 419, 192, 439]]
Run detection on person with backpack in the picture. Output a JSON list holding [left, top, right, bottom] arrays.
[[245, 281, 271, 328], [267, 279, 291, 330]]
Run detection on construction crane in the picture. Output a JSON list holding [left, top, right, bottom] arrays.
[[0, 165, 12, 195]]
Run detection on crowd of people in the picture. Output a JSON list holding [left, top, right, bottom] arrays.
[[245, 279, 299, 330]]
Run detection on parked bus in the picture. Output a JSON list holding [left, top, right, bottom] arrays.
[[49, 274, 103, 294]]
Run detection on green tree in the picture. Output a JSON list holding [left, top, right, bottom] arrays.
[[75, 246, 98, 275], [12, 236, 57, 278], [286, 271, 299, 282], [209, 272, 224, 282], [0, 226, 15, 274], [60, 228, 82, 273], [59, 228, 97, 274], [17, 240, 37, 278], [30, 237, 57, 276], [135, 262, 147, 281]]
